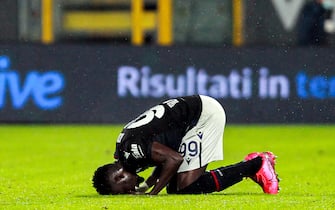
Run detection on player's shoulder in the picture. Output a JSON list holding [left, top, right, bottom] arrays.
[[178, 94, 201, 102], [162, 95, 201, 107]]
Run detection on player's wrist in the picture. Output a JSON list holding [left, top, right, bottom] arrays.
[[135, 181, 149, 192]]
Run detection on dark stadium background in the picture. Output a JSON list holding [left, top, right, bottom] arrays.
[[0, 0, 334, 125]]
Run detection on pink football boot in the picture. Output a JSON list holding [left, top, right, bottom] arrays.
[[244, 151, 279, 194]]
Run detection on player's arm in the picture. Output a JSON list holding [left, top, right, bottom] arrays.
[[146, 166, 162, 188], [136, 166, 162, 193], [149, 142, 183, 195]]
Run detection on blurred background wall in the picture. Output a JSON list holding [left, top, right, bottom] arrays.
[[1, 0, 335, 124], [0, 0, 333, 46]]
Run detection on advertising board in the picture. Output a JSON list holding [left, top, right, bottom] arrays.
[[0, 44, 334, 123]]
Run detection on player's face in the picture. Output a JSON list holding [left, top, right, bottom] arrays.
[[111, 168, 138, 194]]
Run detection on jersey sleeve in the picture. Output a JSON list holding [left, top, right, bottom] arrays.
[[116, 137, 153, 174]]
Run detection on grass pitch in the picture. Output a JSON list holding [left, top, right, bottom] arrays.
[[1, 125, 335, 210]]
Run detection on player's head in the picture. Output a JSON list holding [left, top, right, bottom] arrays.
[[92, 162, 141, 195]]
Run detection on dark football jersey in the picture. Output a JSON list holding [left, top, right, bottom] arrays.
[[114, 95, 202, 173]]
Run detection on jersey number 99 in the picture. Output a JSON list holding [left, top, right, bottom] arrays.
[[179, 141, 199, 158]]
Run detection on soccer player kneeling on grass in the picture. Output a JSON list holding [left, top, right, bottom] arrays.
[[92, 95, 279, 195]]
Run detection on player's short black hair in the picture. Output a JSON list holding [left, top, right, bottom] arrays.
[[92, 162, 121, 195]]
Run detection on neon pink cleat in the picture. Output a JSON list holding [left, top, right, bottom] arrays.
[[244, 151, 279, 194]]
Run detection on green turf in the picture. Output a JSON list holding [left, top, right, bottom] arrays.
[[1, 125, 334, 209]]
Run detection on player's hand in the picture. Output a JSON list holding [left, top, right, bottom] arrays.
[[135, 182, 149, 193], [130, 191, 146, 195], [136, 176, 145, 185]]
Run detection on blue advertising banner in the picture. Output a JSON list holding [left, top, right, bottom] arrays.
[[0, 44, 334, 123]]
